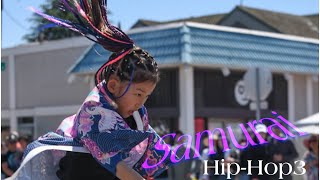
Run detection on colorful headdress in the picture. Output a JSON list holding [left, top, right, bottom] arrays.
[[30, 0, 137, 105]]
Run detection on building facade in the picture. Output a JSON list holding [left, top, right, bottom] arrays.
[[1, 37, 93, 139], [2, 23, 318, 139]]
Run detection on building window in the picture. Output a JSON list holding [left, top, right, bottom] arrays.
[[145, 69, 179, 108], [18, 117, 34, 138], [195, 69, 246, 108]]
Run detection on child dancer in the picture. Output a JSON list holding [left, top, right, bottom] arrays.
[[9, 0, 175, 179]]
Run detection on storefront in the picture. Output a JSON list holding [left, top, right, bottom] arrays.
[[68, 22, 318, 137]]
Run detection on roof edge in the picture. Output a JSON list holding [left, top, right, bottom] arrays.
[[2, 37, 93, 57], [127, 22, 185, 34], [67, 43, 96, 74], [127, 21, 318, 44], [185, 21, 319, 44]]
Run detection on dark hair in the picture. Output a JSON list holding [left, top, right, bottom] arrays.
[[31, 0, 160, 104], [98, 47, 159, 86], [174, 130, 184, 136], [18, 135, 32, 143]]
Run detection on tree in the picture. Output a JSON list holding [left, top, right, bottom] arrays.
[[24, 0, 81, 42]]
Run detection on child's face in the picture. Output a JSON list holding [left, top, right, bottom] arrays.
[[114, 80, 156, 118]]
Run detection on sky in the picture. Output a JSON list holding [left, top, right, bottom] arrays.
[[1, 0, 319, 48]]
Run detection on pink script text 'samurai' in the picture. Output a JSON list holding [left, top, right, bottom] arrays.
[[142, 111, 308, 169]]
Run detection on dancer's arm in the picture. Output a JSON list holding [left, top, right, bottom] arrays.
[[116, 161, 145, 180]]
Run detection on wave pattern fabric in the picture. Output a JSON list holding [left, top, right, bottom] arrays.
[[9, 87, 173, 179]]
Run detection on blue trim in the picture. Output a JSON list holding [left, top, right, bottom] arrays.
[[69, 24, 318, 74]]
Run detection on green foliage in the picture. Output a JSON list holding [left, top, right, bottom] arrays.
[[24, 0, 81, 42]]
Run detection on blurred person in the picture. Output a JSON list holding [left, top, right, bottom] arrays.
[[200, 136, 210, 180], [1, 142, 8, 179], [303, 135, 319, 180], [201, 136, 210, 159], [268, 125, 298, 180], [18, 135, 32, 152], [9, 131, 19, 138], [247, 124, 270, 180], [1, 133, 23, 178], [207, 134, 227, 180], [1, 142, 8, 155], [169, 130, 199, 180], [237, 139, 250, 180], [224, 147, 238, 180]]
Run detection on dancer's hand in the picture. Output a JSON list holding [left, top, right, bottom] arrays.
[[116, 161, 145, 180]]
